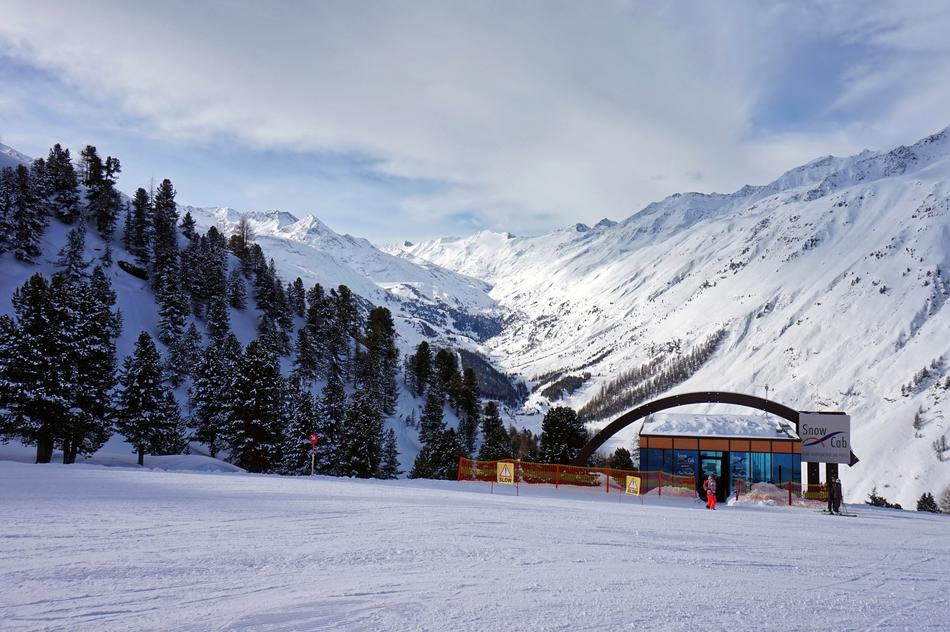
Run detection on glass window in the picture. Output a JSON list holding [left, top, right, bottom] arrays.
[[641, 448, 662, 472], [749, 452, 771, 484], [772, 454, 801, 484], [672, 450, 697, 478], [730, 451, 749, 482]]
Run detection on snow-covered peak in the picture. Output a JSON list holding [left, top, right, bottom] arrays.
[[0, 142, 32, 169]]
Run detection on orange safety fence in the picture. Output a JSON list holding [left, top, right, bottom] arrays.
[[457, 457, 696, 497]]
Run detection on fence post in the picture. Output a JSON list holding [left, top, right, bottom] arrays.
[[788, 480, 792, 506], [555, 464, 560, 489], [605, 468, 609, 494], [658, 471, 662, 497], [735, 478, 740, 502]]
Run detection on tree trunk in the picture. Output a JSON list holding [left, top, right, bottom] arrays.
[[62, 439, 73, 464], [35, 432, 53, 464], [138, 446, 145, 466]]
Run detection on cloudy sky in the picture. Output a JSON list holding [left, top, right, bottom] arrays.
[[1, 1, 949, 242]]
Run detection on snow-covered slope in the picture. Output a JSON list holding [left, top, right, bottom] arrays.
[[399, 126, 950, 507], [3, 462, 948, 631]]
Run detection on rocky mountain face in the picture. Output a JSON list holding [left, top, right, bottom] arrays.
[[397, 127, 950, 506]]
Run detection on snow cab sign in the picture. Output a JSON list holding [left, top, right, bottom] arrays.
[[799, 413, 851, 464]]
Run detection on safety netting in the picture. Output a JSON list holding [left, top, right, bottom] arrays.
[[457, 457, 696, 497]]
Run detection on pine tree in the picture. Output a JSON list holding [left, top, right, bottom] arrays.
[[407, 341, 433, 396], [292, 327, 320, 384], [62, 268, 120, 463], [281, 381, 319, 475], [205, 294, 232, 344], [11, 164, 46, 262], [151, 179, 179, 282], [916, 492, 940, 513], [288, 277, 306, 317], [1, 274, 64, 462], [0, 167, 15, 253], [227, 267, 247, 309], [44, 144, 81, 224], [456, 368, 480, 453], [180, 210, 197, 240], [433, 348, 461, 406], [55, 221, 91, 282], [128, 187, 152, 264], [189, 341, 234, 459], [318, 367, 347, 473], [380, 428, 401, 479], [227, 339, 286, 472], [538, 406, 587, 465], [411, 428, 464, 480], [418, 391, 446, 447], [607, 447, 635, 473], [167, 322, 202, 387], [358, 306, 399, 414], [338, 389, 383, 478], [116, 331, 184, 466], [477, 401, 512, 461]]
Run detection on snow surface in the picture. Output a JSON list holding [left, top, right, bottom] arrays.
[[642, 413, 799, 439], [1, 461, 947, 631]]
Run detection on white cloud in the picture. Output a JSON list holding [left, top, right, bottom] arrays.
[[0, 1, 948, 236]]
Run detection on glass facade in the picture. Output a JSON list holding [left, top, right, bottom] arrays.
[[640, 442, 801, 497]]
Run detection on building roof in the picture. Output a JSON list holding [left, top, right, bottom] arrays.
[[640, 413, 799, 440]]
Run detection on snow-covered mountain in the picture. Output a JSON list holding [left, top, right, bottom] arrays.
[[396, 126, 950, 506], [180, 206, 503, 352], [0, 142, 31, 169]]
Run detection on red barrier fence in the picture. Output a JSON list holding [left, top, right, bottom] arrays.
[[457, 457, 696, 497]]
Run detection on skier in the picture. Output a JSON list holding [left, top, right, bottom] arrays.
[[703, 474, 717, 510], [830, 477, 843, 514]]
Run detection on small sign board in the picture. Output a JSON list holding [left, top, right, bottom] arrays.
[[625, 475, 641, 496], [496, 462, 515, 484], [309, 434, 318, 445], [800, 413, 851, 464]]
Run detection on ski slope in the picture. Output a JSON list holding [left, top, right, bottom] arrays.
[[1, 461, 946, 631]]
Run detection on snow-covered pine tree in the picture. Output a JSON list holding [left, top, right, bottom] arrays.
[[338, 388, 383, 478], [288, 277, 306, 317], [128, 187, 152, 264], [538, 406, 586, 465], [359, 306, 399, 415], [406, 341, 433, 397], [0, 167, 14, 254], [418, 390, 446, 448], [167, 322, 201, 387], [318, 366, 347, 473], [44, 144, 81, 224], [189, 341, 234, 459], [116, 331, 183, 466], [410, 428, 464, 480], [61, 268, 120, 463], [280, 380, 319, 475], [456, 367, 480, 453], [292, 327, 319, 385], [227, 339, 286, 472], [11, 164, 46, 262], [0, 274, 65, 462], [179, 210, 197, 241], [477, 401, 512, 461], [379, 428, 401, 479], [227, 267, 247, 310], [205, 294, 232, 344], [55, 221, 91, 282]]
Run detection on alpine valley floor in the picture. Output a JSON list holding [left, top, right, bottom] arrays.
[[1, 461, 947, 631]]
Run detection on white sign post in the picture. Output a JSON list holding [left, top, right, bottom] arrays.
[[799, 413, 851, 464]]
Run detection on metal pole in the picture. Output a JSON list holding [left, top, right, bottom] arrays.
[[310, 451, 315, 476]]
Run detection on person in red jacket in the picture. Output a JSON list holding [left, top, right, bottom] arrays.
[[703, 474, 718, 510]]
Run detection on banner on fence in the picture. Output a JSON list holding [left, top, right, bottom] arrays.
[[625, 475, 641, 495], [496, 461, 515, 484]]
